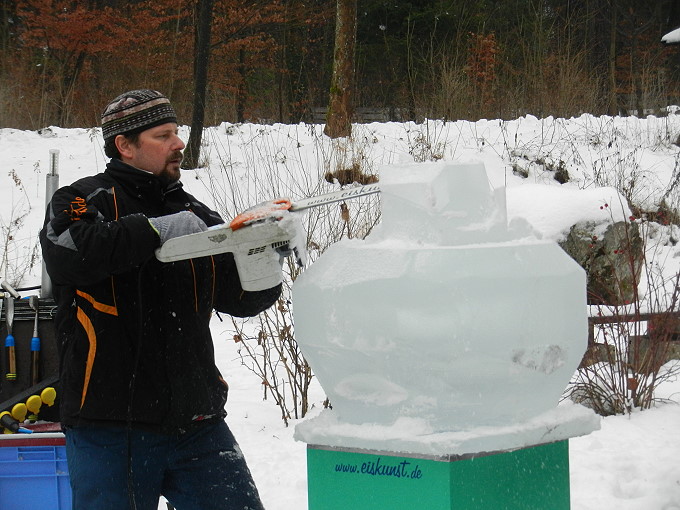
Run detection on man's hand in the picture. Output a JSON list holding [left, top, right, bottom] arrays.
[[148, 211, 208, 245]]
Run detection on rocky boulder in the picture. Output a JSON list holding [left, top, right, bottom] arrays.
[[559, 220, 643, 305]]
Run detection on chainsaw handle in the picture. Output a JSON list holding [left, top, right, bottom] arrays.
[[229, 198, 292, 231]]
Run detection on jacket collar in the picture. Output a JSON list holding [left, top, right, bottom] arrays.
[[105, 158, 184, 203]]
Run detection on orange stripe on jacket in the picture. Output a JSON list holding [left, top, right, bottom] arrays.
[[112, 187, 119, 220], [76, 290, 118, 316], [76, 307, 97, 409], [210, 256, 216, 307], [189, 260, 199, 312]]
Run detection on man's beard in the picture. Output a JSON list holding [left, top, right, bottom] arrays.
[[161, 151, 183, 181]]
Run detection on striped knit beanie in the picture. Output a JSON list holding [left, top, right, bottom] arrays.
[[101, 89, 177, 142]]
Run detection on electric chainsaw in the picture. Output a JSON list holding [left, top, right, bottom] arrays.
[[155, 184, 380, 291]]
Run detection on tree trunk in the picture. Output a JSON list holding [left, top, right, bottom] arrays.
[[57, 51, 86, 127], [237, 47, 246, 123], [608, 4, 618, 116], [323, 0, 356, 139], [182, 0, 214, 170], [631, 26, 643, 117]]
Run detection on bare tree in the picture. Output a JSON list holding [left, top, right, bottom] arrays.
[[323, 0, 356, 139]]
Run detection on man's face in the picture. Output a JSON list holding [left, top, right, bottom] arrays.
[[118, 122, 185, 181]]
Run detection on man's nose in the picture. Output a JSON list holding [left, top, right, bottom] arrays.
[[173, 134, 186, 150]]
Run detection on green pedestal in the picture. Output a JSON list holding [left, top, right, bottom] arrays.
[[307, 440, 570, 510]]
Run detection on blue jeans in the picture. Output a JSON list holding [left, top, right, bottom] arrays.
[[65, 420, 265, 510]]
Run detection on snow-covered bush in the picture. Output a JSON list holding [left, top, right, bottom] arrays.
[[565, 216, 680, 415]]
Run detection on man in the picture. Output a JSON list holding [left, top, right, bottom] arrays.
[[40, 89, 280, 510]]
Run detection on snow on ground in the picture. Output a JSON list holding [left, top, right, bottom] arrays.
[[663, 28, 680, 45], [1, 114, 679, 508]]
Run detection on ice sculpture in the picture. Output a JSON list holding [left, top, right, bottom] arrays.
[[293, 162, 591, 447]]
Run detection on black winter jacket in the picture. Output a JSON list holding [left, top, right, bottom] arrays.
[[40, 159, 281, 433]]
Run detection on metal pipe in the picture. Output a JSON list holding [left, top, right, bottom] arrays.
[[41, 149, 60, 299]]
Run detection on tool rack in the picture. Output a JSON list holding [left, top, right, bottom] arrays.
[[0, 295, 59, 421]]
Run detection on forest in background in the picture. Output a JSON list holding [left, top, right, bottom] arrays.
[[1, 0, 680, 130]]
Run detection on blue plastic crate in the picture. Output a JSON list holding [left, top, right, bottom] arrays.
[[0, 439, 71, 510]]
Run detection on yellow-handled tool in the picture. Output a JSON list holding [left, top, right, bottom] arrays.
[[41, 387, 57, 407], [0, 411, 32, 434], [4, 296, 15, 381], [11, 402, 27, 422], [26, 394, 42, 423]]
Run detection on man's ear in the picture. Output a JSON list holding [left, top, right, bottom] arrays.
[[115, 134, 134, 159]]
